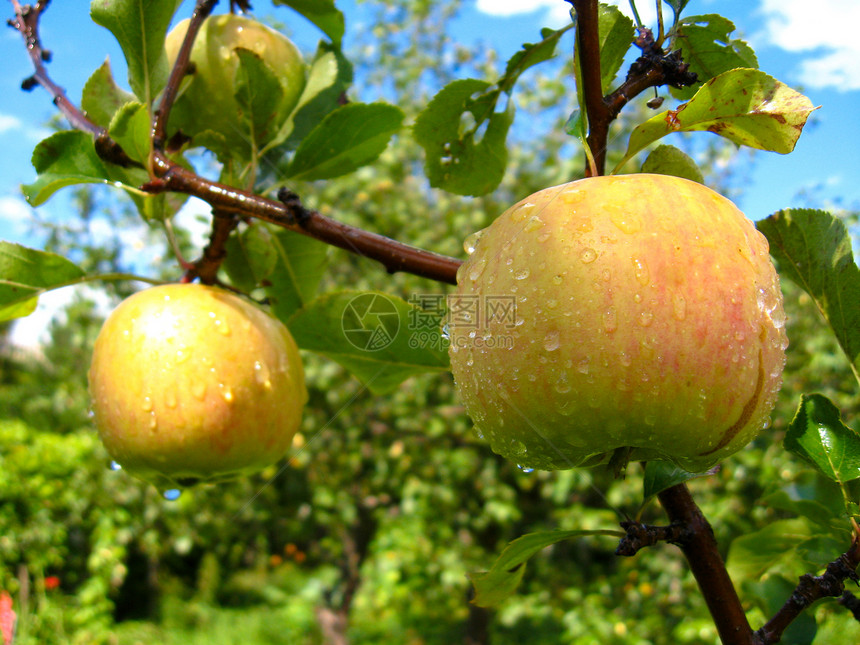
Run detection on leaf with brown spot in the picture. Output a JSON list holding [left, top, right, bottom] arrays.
[[614, 69, 816, 173]]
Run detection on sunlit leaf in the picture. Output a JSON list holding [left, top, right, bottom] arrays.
[[671, 14, 758, 99], [414, 79, 514, 196], [81, 59, 137, 129], [0, 242, 85, 321], [90, 0, 182, 102], [285, 103, 404, 181], [640, 144, 704, 183], [469, 529, 622, 607], [756, 209, 860, 384], [784, 394, 860, 484], [287, 291, 449, 394], [616, 69, 816, 172]]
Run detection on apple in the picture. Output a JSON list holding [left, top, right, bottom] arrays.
[[88, 283, 307, 489], [165, 14, 307, 157], [448, 174, 787, 473]]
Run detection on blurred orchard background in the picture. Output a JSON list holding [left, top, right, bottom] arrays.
[[1, 0, 859, 643]]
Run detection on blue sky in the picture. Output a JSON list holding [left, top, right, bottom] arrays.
[[1, 0, 858, 344]]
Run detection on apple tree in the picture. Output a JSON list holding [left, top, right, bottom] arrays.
[[2, 0, 860, 643]]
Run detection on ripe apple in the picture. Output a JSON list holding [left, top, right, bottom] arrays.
[[165, 14, 307, 157], [448, 174, 787, 473], [88, 283, 307, 489]]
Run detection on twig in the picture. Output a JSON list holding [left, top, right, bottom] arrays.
[[658, 484, 756, 645], [755, 537, 860, 644], [615, 520, 685, 556]]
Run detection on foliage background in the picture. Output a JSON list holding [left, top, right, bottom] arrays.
[[1, 1, 859, 644]]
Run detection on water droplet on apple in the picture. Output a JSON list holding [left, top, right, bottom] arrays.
[[165, 389, 178, 409], [221, 385, 234, 403], [148, 412, 158, 431], [524, 216, 545, 232], [603, 306, 618, 333], [576, 358, 590, 374], [511, 202, 535, 222], [638, 311, 654, 327], [579, 248, 597, 264], [468, 256, 487, 281], [141, 396, 153, 412], [632, 257, 649, 286], [514, 268, 530, 280], [609, 210, 642, 234], [254, 361, 272, 389], [551, 275, 564, 286], [543, 330, 560, 351], [463, 230, 484, 255], [215, 319, 231, 335]]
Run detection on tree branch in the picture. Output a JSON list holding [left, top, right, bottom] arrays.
[[657, 483, 756, 645], [755, 537, 860, 644]]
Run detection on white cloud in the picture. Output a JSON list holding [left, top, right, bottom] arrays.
[[0, 194, 34, 242], [758, 0, 860, 90], [475, 0, 571, 26], [0, 113, 22, 135]]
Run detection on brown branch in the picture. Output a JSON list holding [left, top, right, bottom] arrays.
[[147, 154, 461, 284], [186, 209, 239, 285], [657, 484, 756, 645], [569, 0, 607, 177], [615, 520, 685, 556], [566, 6, 697, 177], [151, 0, 218, 148], [755, 537, 860, 644], [9, 0, 462, 286]]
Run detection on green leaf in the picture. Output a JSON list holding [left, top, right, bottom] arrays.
[[615, 69, 816, 172], [269, 41, 353, 153], [756, 209, 860, 384], [264, 228, 330, 322], [234, 48, 286, 152], [222, 224, 279, 293], [469, 529, 622, 608], [499, 25, 572, 95], [0, 242, 85, 321], [81, 59, 137, 129], [287, 291, 450, 394], [22, 131, 113, 206], [727, 518, 814, 584], [671, 14, 759, 100], [784, 394, 860, 484], [414, 79, 515, 196], [759, 489, 848, 535], [273, 0, 345, 46], [596, 4, 634, 92], [108, 101, 151, 165], [640, 144, 704, 183], [90, 0, 182, 103], [642, 461, 707, 502], [285, 102, 404, 181]]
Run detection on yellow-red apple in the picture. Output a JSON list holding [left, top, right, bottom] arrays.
[[448, 174, 787, 472], [88, 283, 307, 489]]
